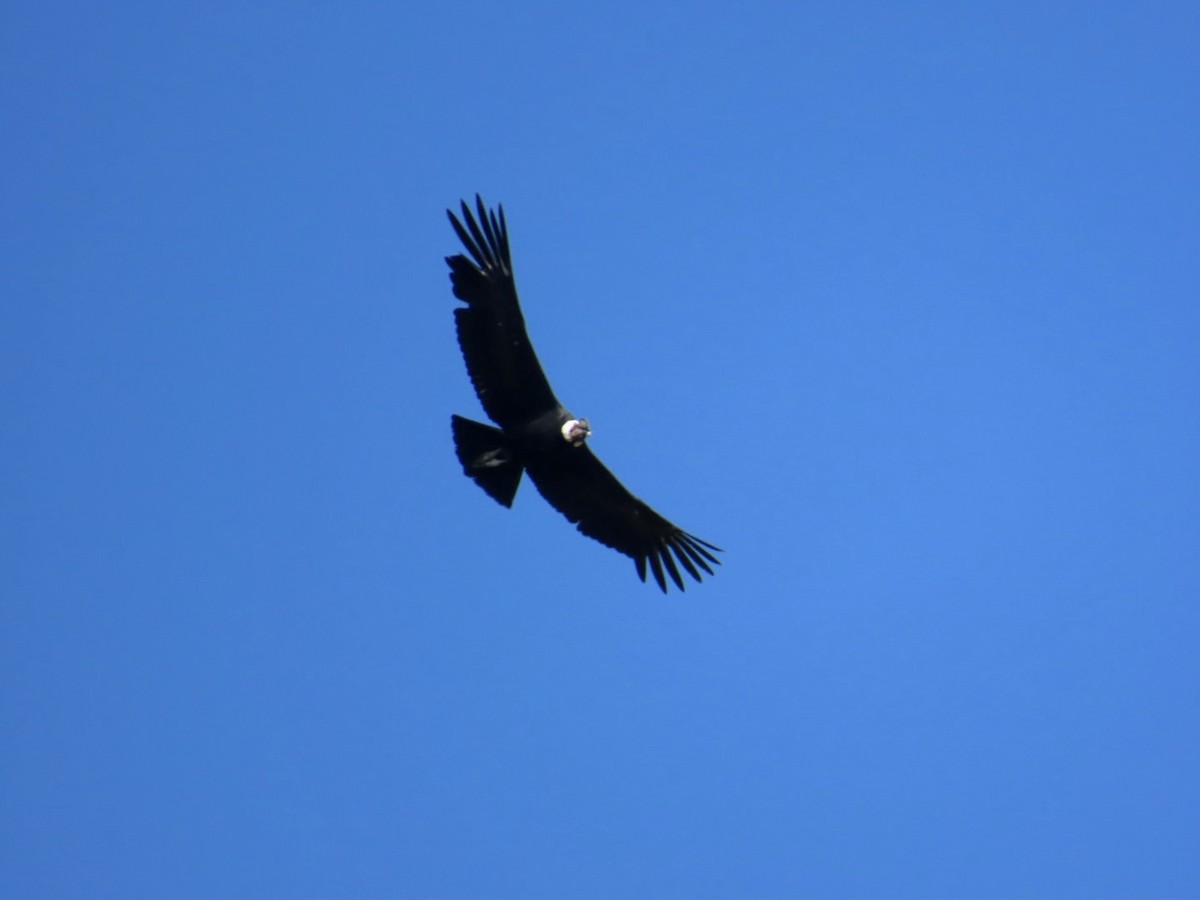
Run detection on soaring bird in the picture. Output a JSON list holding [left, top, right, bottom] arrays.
[[445, 196, 721, 592]]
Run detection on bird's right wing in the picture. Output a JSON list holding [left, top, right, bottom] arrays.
[[525, 444, 722, 593], [446, 196, 561, 428]]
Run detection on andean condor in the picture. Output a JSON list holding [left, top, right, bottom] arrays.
[[445, 195, 721, 592]]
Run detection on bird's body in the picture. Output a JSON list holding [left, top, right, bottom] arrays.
[[445, 196, 720, 592]]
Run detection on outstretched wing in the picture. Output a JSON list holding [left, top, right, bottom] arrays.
[[525, 447, 722, 593], [446, 196, 560, 429]]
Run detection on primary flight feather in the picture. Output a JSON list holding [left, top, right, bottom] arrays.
[[446, 196, 721, 592]]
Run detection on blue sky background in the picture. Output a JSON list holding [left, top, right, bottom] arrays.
[[3, 3, 1198, 898]]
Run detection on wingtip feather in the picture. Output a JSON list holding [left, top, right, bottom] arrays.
[[647, 552, 667, 593], [669, 541, 702, 583], [655, 542, 682, 591]]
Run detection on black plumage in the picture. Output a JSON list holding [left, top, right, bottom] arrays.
[[445, 196, 721, 592]]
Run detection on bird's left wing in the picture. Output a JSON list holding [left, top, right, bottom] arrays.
[[525, 446, 722, 592], [446, 196, 561, 429]]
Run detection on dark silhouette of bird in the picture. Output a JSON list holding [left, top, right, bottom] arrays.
[[445, 196, 721, 592]]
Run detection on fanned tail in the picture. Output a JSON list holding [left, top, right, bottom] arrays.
[[451, 415, 523, 508]]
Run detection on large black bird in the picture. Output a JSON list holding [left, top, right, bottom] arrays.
[[445, 196, 721, 592]]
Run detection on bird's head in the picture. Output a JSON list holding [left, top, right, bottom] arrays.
[[560, 418, 591, 447]]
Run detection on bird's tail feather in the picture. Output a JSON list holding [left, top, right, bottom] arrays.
[[451, 415, 523, 508]]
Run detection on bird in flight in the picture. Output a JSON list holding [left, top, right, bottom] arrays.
[[445, 195, 721, 592]]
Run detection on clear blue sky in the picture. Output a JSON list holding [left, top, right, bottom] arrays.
[[3, 3, 1198, 898]]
